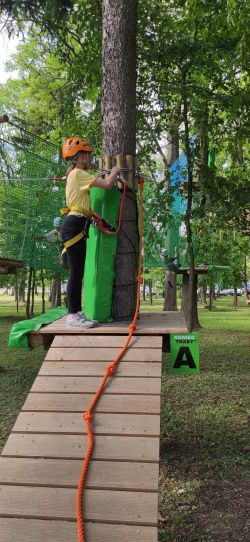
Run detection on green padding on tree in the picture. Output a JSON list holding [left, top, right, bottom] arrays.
[[84, 186, 120, 322], [8, 307, 68, 350]]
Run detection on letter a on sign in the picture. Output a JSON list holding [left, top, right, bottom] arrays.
[[170, 333, 199, 374]]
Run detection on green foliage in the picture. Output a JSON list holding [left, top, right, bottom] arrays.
[[0, 1, 73, 33], [0, 0, 249, 279]]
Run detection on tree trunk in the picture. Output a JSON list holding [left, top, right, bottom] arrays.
[[142, 280, 146, 301], [164, 125, 179, 310], [50, 275, 61, 308], [149, 279, 153, 306], [15, 274, 19, 313], [181, 273, 189, 314], [233, 286, 238, 307], [50, 279, 56, 307], [26, 266, 33, 319], [102, 0, 137, 321], [56, 275, 62, 307], [181, 273, 199, 328], [208, 274, 214, 311], [41, 268, 45, 314], [182, 83, 200, 331], [201, 283, 207, 305], [19, 271, 26, 302], [164, 270, 177, 311], [31, 268, 36, 316]]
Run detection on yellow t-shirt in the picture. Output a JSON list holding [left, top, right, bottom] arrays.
[[66, 168, 95, 216]]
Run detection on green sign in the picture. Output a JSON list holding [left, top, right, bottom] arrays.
[[170, 333, 200, 374]]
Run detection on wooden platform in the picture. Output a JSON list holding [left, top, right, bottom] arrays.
[[0, 334, 163, 541], [30, 311, 188, 349], [0, 256, 23, 275]]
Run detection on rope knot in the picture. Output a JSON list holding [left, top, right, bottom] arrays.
[[137, 275, 143, 284], [105, 364, 116, 377], [129, 323, 136, 332], [83, 411, 93, 423]]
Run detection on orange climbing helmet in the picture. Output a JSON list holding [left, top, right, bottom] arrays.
[[62, 136, 93, 160]]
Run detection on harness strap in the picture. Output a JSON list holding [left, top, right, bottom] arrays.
[[60, 205, 92, 217], [62, 231, 85, 255]]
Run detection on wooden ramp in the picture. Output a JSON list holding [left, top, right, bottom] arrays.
[[0, 335, 162, 541]]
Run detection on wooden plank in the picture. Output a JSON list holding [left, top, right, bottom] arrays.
[[0, 457, 159, 491], [13, 412, 160, 437], [23, 393, 161, 414], [0, 332, 161, 541], [31, 376, 161, 395], [45, 347, 162, 362], [0, 518, 157, 542], [52, 335, 162, 348], [48, 314, 183, 326], [32, 311, 187, 335], [0, 485, 158, 525], [33, 325, 187, 335], [39, 361, 161, 377], [2, 434, 159, 462]]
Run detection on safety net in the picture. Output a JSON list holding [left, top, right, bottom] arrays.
[[0, 119, 66, 274]]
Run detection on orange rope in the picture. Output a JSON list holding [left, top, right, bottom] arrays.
[[76, 176, 144, 542]]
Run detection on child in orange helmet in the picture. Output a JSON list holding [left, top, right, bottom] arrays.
[[61, 136, 120, 327]]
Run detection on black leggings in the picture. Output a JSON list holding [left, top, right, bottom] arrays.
[[66, 237, 86, 313], [61, 215, 89, 314]]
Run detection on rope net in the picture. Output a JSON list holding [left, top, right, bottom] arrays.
[[0, 118, 205, 275], [0, 121, 66, 273]]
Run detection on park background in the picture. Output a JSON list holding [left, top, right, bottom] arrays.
[[0, 1, 249, 541]]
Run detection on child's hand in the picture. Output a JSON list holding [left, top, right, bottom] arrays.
[[111, 165, 121, 176]]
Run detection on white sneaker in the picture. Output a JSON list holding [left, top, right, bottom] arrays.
[[77, 311, 99, 325], [67, 314, 96, 328]]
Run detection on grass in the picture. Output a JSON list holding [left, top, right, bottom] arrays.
[[0, 294, 249, 541]]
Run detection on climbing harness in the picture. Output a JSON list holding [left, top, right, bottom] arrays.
[[76, 176, 144, 542], [60, 177, 127, 258]]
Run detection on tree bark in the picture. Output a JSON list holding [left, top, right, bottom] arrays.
[[26, 266, 33, 319], [30, 268, 36, 316], [50, 275, 61, 308], [201, 283, 207, 305], [164, 125, 179, 311], [149, 279, 153, 306], [233, 286, 238, 307], [181, 273, 199, 328], [56, 275, 62, 307], [15, 274, 19, 313], [164, 270, 177, 311], [102, 0, 138, 320], [41, 267, 45, 314], [18, 270, 26, 302], [181, 273, 189, 314], [182, 82, 201, 331]]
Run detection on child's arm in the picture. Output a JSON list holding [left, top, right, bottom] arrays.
[[92, 166, 120, 190]]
